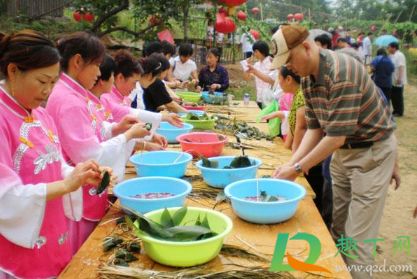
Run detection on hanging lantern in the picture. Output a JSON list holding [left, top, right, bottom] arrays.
[[287, 13, 294, 21], [218, 6, 229, 16], [215, 13, 237, 34], [73, 11, 82, 22], [223, 0, 248, 7], [294, 13, 303, 21], [83, 12, 94, 22], [252, 7, 259, 15], [250, 30, 260, 40], [237, 10, 247, 21]]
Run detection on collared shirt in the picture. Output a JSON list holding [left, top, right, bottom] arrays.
[[302, 49, 395, 144], [362, 36, 372, 56], [253, 58, 272, 102], [198, 64, 229, 92], [171, 56, 197, 81], [390, 50, 408, 86]]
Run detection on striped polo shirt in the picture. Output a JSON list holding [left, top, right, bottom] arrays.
[[302, 48, 395, 144]]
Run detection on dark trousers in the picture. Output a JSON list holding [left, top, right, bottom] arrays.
[[379, 87, 392, 107], [304, 164, 324, 213], [322, 178, 333, 230], [391, 86, 404, 116]]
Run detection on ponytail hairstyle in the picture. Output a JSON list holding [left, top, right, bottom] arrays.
[[57, 31, 106, 72], [0, 30, 60, 78], [280, 65, 301, 84], [138, 53, 166, 77], [208, 48, 221, 63], [113, 49, 143, 78]]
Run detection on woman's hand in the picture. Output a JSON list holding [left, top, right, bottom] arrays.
[[152, 133, 168, 148], [113, 115, 139, 135], [162, 113, 183, 128], [144, 142, 165, 151], [210, 84, 221, 91], [63, 159, 102, 193], [124, 123, 151, 141]]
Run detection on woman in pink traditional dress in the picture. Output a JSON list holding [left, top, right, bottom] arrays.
[[0, 31, 108, 279], [46, 32, 150, 254], [97, 52, 182, 150]]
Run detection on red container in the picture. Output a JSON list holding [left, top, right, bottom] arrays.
[[176, 132, 228, 158], [182, 105, 208, 111]]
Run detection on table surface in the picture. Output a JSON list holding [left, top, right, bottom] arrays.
[[58, 101, 352, 279]]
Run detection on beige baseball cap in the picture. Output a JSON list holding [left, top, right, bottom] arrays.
[[270, 25, 309, 70]]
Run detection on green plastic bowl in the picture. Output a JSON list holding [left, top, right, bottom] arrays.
[[182, 118, 216, 130], [177, 92, 202, 103], [135, 207, 233, 267]]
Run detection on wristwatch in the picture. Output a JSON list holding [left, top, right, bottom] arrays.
[[293, 163, 303, 173]]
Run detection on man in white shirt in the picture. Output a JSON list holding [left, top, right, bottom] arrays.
[[362, 32, 373, 65], [170, 44, 199, 88], [240, 28, 254, 58], [388, 42, 408, 117], [243, 41, 272, 109]]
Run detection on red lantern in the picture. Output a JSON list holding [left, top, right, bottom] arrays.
[[252, 7, 259, 15], [83, 12, 94, 22], [73, 11, 82, 22], [215, 13, 237, 34], [371, 25, 376, 31], [237, 10, 247, 21], [223, 0, 247, 7], [287, 13, 294, 21], [250, 30, 259, 40], [294, 13, 303, 21], [218, 6, 229, 16]]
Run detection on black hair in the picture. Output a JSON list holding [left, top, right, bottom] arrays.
[[179, 44, 193, 57], [271, 25, 279, 35], [97, 54, 116, 82], [252, 41, 269, 57], [0, 30, 60, 77], [138, 53, 166, 77], [154, 53, 170, 71], [280, 65, 301, 84], [388, 42, 399, 50], [350, 42, 359, 49], [143, 41, 163, 57], [368, 32, 373, 36], [114, 49, 143, 78], [161, 41, 176, 57], [376, 48, 387, 56], [57, 31, 106, 72], [207, 48, 221, 63], [314, 34, 332, 49], [337, 37, 347, 43]]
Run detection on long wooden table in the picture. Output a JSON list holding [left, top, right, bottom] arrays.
[[58, 101, 352, 279]]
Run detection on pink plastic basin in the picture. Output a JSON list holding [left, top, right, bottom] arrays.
[[182, 105, 208, 111], [176, 132, 228, 158]]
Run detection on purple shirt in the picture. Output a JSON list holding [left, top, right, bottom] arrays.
[[198, 65, 229, 92]]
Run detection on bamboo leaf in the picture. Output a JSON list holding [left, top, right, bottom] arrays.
[[195, 214, 201, 226], [201, 215, 211, 230], [160, 207, 174, 228], [96, 171, 110, 195], [138, 215, 174, 238], [166, 225, 215, 241], [229, 156, 252, 168], [115, 248, 139, 262], [172, 206, 187, 226]]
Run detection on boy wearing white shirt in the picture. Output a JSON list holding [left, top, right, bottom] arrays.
[[170, 44, 199, 88]]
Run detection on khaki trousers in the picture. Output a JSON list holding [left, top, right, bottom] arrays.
[[330, 135, 397, 279]]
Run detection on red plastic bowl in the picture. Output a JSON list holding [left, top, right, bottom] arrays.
[[176, 132, 228, 158], [182, 105, 208, 111]]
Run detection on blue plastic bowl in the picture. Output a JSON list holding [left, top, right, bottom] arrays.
[[195, 156, 262, 188], [130, 151, 193, 178], [201, 91, 227, 104], [156, 122, 193, 143], [177, 110, 205, 117], [224, 178, 306, 224], [113, 177, 192, 214]]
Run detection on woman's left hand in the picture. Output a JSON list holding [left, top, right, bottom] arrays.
[[210, 84, 221, 91], [163, 113, 183, 128], [152, 133, 168, 148]]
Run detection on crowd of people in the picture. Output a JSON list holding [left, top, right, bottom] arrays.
[[0, 18, 411, 279]]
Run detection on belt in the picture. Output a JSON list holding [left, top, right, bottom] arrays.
[[340, 141, 374, 149]]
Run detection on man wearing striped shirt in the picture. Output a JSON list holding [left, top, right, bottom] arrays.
[[270, 25, 400, 279]]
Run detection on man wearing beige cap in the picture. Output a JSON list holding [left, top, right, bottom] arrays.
[[271, 25, 400, 279]]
